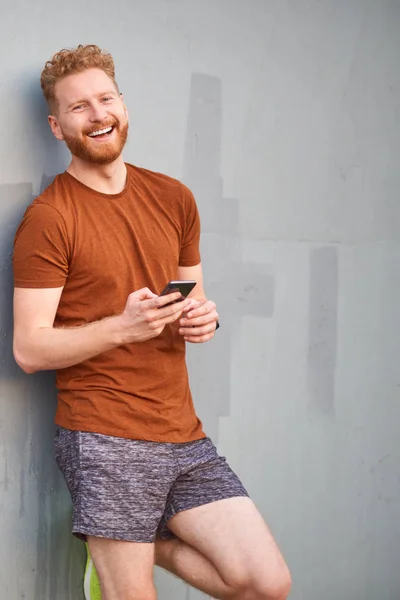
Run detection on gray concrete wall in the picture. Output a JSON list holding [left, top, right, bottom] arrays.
[[1, 1, 399, 599]]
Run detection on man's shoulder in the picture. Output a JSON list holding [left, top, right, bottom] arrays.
[[127, 163, 193, 197]]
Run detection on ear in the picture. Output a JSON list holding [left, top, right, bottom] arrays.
[[48, 115, 64, 141]]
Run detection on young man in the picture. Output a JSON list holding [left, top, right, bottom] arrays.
[[12, 45, 291, 600]]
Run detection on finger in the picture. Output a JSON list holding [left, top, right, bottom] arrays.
[[165, 297, 192, 314], [183, 331, 215, 344], [181, 300, 200, 319], [131, 287, 158, 301], [150, 308, 189, 330], [179, 324, 217, 337], [184, 298, 201, 312], [151, 298, 192, 321], [186, 301, 216, 320], [153, 292, 185, 308], [180, 313, 218, 328]]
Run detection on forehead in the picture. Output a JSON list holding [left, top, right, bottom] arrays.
[[55, 68, 117, 105]]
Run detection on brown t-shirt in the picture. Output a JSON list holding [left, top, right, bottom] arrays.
[[13, 164, 205, 443]]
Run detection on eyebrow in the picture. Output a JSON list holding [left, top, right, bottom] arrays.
[[66, 91, 118, 111]]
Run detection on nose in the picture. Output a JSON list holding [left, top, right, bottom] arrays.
[[88, 101, 108, 123]]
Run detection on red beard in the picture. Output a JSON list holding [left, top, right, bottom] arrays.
[[62, 118, 129, 165]]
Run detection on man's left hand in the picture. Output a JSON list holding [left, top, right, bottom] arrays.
[[178, 299, 219, 343]]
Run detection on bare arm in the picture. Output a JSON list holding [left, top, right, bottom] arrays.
[[13, 286, 190, 374], [178, 263, 207, 301]]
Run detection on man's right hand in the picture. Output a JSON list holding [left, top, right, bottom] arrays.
[[13, 286, 188, 373], [117, 288, 191, 344]]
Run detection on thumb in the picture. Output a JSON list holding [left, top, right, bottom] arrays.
[[131, 287, 158, 301], [185, 298, 201, 311]]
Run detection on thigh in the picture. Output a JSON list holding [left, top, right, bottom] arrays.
[[167, 494, 288, 587], [87, 536, 156, 600], [159, 437, 248, 538], [54, 427, 175, 543]]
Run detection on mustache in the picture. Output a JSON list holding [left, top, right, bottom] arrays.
[[84, 118, 119, 136]]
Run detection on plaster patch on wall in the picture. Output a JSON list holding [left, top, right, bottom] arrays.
[[307, 246, 338, 415], [183, 73, 275, 441]]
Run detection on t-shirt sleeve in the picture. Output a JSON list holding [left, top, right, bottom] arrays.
[[179, 185, 201, 267], [13, 203, 70, 288]]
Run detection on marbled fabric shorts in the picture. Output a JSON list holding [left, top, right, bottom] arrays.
[[54, 427, 248, 543]]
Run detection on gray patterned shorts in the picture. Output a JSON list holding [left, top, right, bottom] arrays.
[[54, 427, 248, 543]]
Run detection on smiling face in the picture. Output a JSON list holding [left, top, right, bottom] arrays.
[[48, 68, 129, 165]]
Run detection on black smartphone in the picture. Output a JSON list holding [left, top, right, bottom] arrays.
[[159, 280, 196, 304]]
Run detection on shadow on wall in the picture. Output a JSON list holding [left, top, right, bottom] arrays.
[[0, 179, 85, 600], [0, 76, 68, 377], [0, 80, 84, 600], [0, 183, 36, 378], [0, 176, 62, 380], [183, 73, 276, 442], [22, 71, 70, 182]]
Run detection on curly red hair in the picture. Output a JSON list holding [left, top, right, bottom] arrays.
[[41, 44, 118, 113]]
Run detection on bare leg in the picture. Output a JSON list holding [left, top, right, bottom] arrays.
[[155, 537, 236, 598], [157, 497, 291, 600], [87, 536, 156, 600], [87, 498, 291, 600]]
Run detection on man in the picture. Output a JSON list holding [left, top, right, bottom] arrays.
[[12, 45, 291, 600]]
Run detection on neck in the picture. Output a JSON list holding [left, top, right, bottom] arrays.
[[67, 155, 127, 194]]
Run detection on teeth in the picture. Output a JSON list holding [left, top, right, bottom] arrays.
[[88, 126, 113, 137]]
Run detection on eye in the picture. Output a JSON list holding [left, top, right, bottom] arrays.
[[72, 104, 85, 112], [101, 96, 113, 103]]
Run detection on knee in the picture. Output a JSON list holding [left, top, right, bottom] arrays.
[[225, 563, 292, 600], [249, 565, 292, 600], [258, 570, 292, 600]]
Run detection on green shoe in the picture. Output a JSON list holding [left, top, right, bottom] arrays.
[[84, 542, 102, 600]]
